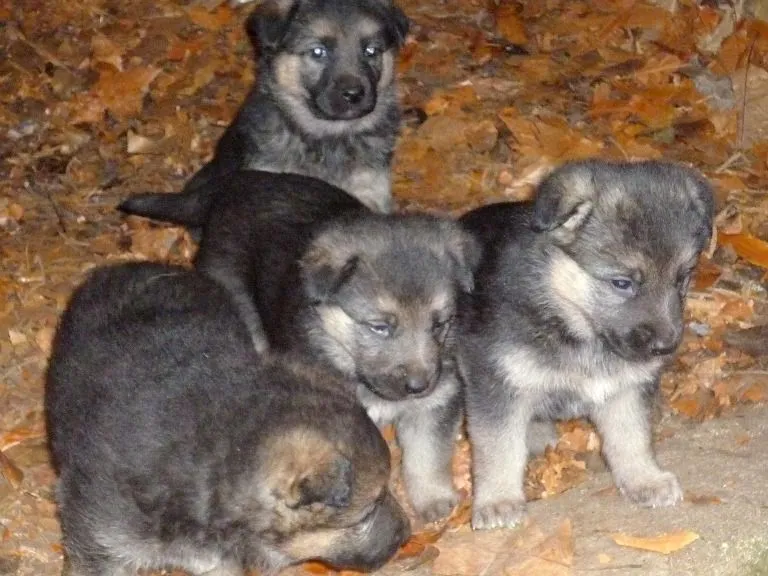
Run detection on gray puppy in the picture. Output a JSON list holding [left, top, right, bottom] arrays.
[[458, 160, 714, 530], [46, 262, 410, 576], [117, 0, 408, 228], [194, 170, 480, 522]]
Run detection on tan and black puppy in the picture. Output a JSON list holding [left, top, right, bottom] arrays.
[[194, 171, 480, 523], [45, 262, 409, 576], [118, 0, 409, 229], [458, 160, 714, 530]]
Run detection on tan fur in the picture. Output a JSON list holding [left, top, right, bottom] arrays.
[[274, 54, 308, 98]]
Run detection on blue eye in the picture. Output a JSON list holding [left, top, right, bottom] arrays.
[[310, 46, 328, 59], [364, 45, 379, 57], [610, 277, 635, 295], [366, 322, 392, 337]]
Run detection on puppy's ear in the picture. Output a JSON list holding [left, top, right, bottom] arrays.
[[680, 168, 715, 249], [531, 161, 599, 245], [269, 429, 354, 509], [390, 5, 410, 47], [441, 224, 481, 293], [300, 246, 359, 304], [246, 0, 298, 52]]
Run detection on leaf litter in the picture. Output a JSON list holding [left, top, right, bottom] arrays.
[[3, 0, 768, 574]]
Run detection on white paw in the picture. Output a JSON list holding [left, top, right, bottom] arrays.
[[415, 493, 460, 524], [618, 470, 683, 508], [471, 499, 527, 530]]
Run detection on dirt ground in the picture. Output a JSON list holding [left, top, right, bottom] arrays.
[[2, 0, 768, 575]]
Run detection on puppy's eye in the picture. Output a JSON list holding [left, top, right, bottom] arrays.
[[366, 321, 393, 337], [310, 46, 328, 59], [610, 277, 636, 296], [363, 44, 380, 58]]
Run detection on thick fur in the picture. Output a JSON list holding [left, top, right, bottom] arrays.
[[458, 160, 714, 530], [117, 0, 409, 228], [194, 171, 480, 522], [45, 262, 409, 576]]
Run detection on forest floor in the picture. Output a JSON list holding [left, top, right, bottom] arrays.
[[2, 0, 768, 574]]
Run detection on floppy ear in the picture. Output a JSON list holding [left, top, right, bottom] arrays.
[[442, 225, 481, 293], [268, 429, 354, 509], [246, 0, 298, 53], [531, 161, 599, 245], [300, 245, 359, 304], [288, 455, 353, 509]]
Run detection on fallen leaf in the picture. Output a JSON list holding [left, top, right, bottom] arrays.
[[719, 233, 768, 270], [0, 450, 23, 489], [494, 4, 528, 45], [611, 530, 700, 554]]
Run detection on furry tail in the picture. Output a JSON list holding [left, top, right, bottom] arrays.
[[117, 189, 210, 228]]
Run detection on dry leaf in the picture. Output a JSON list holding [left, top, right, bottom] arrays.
[[0, 450, 23, 489], [719, 233, 768, 270], [611, 530, 700, 554], [494, 4, 527, 44]]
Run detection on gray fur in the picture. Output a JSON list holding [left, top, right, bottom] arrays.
[[46, 262, 410, 576], [193, 171, 480, 522], [458, 159, 714, 530], [117, 0, 409, 228]]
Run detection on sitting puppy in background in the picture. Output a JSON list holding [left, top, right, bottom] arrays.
[[117, 0, 409, 229], [458, 160, 714, 530], [194, 170, 480, 523], [46, 262, 410, 576]]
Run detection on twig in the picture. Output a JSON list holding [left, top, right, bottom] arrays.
[[738, 34, 757, 151]]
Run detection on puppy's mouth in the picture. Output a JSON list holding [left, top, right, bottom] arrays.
[[600, 332, 677, 363], [356, 373, 439, 401]]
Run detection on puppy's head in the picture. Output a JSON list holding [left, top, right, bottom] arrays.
[[247, 0, 409, 134], [300, 214, 480, 401], [532, 159, 713, 362], [250, 407, 409, 571]]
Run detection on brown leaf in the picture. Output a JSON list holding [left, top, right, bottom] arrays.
[[187, 5, 234, 31], [494, 4, 528, 45], [719, 233, 768, 269], [533, 519, 574, 566], [0, 450, 23, 489], [86, 66, 161, 120], [91, 33, 124, 71], [611, 530, 700, 555]]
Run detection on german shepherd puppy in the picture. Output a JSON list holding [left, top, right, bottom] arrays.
[[117, 0, 409, 229], [46, 262, 410, 576], [458, 160, 714, 530], [194, 171, 480, 523]]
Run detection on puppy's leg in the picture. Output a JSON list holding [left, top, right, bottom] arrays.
[[467, 385, 531, 530], [591, 385, 682, 507], [527, 419, 558, 456], [396, 386, 461, 523]]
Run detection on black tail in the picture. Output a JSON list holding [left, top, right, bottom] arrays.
[[117, 189, 211, 228]]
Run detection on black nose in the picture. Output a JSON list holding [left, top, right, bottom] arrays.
[[342, 85, 364, 104], [650, 338, 679, 356], [405, 374, 430, 395]]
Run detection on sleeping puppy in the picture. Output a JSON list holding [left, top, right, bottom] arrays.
[[194, 170, 480, 523], [117, 0, 409, 229], [45, 262, 409, 576], [458, 160, 714, 530]]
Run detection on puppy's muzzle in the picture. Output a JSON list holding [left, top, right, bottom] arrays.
[[315, 74, 375, 120], [605, 322, 683, 361]]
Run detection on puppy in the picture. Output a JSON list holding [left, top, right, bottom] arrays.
[[45, 262, 410, 576], [458, 160, 714, 530], [194, 170, 480, 522], [117, 0, 409, 228]]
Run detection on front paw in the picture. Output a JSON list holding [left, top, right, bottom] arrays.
[[471, 499, 526, 530], [415, 493, 460, 524], [618, 470, 683, 508]]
